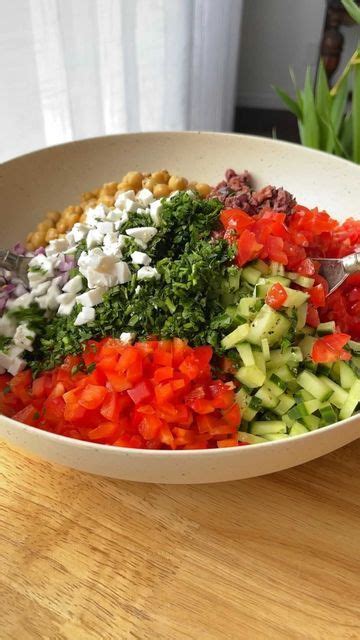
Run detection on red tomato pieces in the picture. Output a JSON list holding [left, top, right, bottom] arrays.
[[265, 282, 288, 309], [0, 338, 242, 450], [311, 333, 351, 363]]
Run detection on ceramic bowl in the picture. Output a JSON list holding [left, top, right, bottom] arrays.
[[0, 132, 359, 483]]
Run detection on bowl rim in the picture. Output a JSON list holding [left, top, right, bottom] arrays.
[[1, 130, 359, 456]]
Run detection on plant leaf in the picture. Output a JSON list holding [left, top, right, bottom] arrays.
[[315, 60, 332, 151], [302, 67, 320, 149], [340, 111, 353, 157], [319, 114, 350, 159], [353, 54, 360, 162], [341, 0, 360, 24], [273, 85, 302, 119], [331, 75, 348, 136]]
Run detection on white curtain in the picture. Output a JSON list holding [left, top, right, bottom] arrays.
[[0, 0, 243, 162]]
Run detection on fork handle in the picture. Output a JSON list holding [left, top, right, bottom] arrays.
[[343, 252, 360, 274], [0, 250, 21, 272]]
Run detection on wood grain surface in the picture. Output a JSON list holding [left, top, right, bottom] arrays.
[[0, 439, 359, 640]]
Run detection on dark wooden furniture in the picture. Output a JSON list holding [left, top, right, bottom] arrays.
[[321, 0, 360, 81]]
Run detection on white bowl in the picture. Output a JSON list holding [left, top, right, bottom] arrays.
[[0, 132, 359, 483]]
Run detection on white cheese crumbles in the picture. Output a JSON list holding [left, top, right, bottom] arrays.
[[0, 190, 165, 375]]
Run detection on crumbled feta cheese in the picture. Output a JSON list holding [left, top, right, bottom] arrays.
[[56, 292, 76, 305], [115, 190, 136, 207], [7, 292, 34, 310], [8, 357, 26, 376], [86, 228, 104, 249], [74, 307, 95, 326], [86, 268, 117, 289], [136, 266, 160, 280], [31, 281, 51, 297], [119, 332, 135, 344], [58, 300, 76, 316], [13, 324, 35, 351], [131, 251, 151, 266], [45, 237, 69, 257], [96, 221, 114, 235], [0, 315, 17, 337], [72, 223, 90, 243], [45, 283, 61, 310], [126, 227, 157, 244], [136, 188, 154, 206], [106, 209, 123, 221], [114, 213, 129, 230], [123, 198, 139, 213], [85, 204, 107, 226], [114, 261, 131, 284], [29, 254, 54, 276], [76, 287, 106, 307], [63, 274, 83, 294]]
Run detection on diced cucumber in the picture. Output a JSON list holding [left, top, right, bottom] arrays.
[[261, 338, 270, 361], [295, 388, 314, 402], [235, 365, 266, 388], [302, 414, 321, 430], [282, 287, 309, 308], [298, 335, 316, 360], [294, 275, 315, 288], [249, 396, 263, 411], [237, 432, 266, 444], [265, 378, 285, 398], [274, 394, 296, 415], [250, 420, 286, 436], [288, 401, 317, 420], [243, 407, 259, 421], [253, 350, 266, 373], [253, 259, 270, 275], [296, 302, 308, 330], [319, 404, 338, 425], [289, 422, 309, 437], [266, 347, 303, 370], [225, 305, 239, 320], [272, 365, 296, 384], [221, 324, 249, 350], [298, 370, 332, 401], [227, 268, 241, 292], [247, 305, 290, 347], [267, 275, 291, 286], [339, 361, 357, 390], [241, 266, 262, 285], [255, 385, 279, 409], [237, 342, 255, 366], [270, 262, 286, 277], [237, 297, 256, 319], [255, 283, 269, 299], [269, 373, 287, 391], [339, 379, 360, 420], [317, 321, 336, 335], [235, 388, 258, 421], [262, 433, 289, 441], [349, 340, 360, 353], [319, 376, 348, 409], [281, 414, 293, 428]]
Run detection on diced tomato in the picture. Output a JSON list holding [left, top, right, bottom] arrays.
[[217, 438, 239, 448], [153, 367, 174, 384], [306, 304, 320, 328], [190, 399, 214, 414], [220, 208, 253, 233], [296, 257, 316, 276], [222, 403, 241, 429], [79, 384, 107, 410], [266, 282, 288, 309], [235, 229, 263, 267], [265, 235, 288, 264], [309, 284, 326, 308], [127, 380, 152, 405], [88, 421, 119, 441], [311, 333, 351, 363]]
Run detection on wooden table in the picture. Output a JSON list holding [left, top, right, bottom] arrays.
[[0, 439, 359, 640]]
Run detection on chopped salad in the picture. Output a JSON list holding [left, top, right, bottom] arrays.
[[0, 169, 359, 450]]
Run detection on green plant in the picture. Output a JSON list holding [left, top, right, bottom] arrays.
[[274, 0, 360, 163]]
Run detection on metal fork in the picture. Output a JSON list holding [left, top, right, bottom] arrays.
[[315, 251, 360, 295], [0, 251, 31, 286]]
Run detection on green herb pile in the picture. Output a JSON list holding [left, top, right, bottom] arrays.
[[22, 193, 236, 373]]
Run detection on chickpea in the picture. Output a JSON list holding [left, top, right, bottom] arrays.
[[122, 171, 143, 190], [81, 190, 97, 202], [168, 175, 188, 191], [37, 219, 53, 232], [117, 182, 132, 193], [65, 212, 81, 228], [142, 177, 156, 191], [84, 198, 98, 210], [26, 241, 34, 252], [98, 195, 115, 207], [152, 170, 170, 184], [45, 228, 58, 242], [56, 220, 67, 234], [153, 183, 171, 198], [46, 210, 61, 223], [31, 230, 46, 249], [195, 182, 211, 198], [101, 181, 118, 196]]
